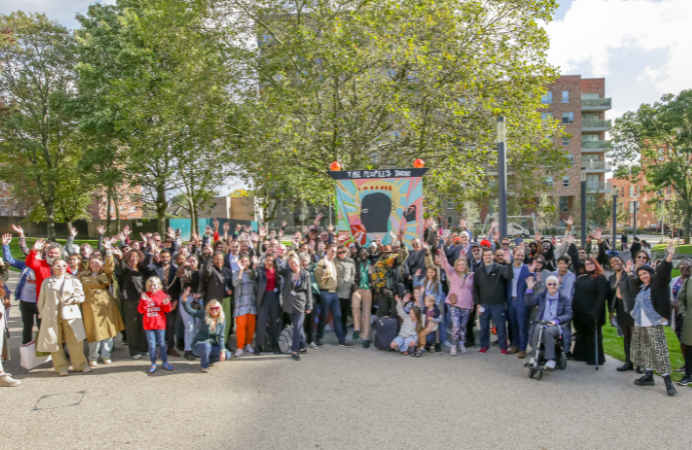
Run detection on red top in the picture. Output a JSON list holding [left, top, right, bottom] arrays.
[[265, 268, 276, 292], [26, 250, 72, 300], [137, 290, 172, 330]]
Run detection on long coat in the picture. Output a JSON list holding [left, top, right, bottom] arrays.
[[37, 275, 86, 353], [676, 278, 692, 346], [78, 256, 125, 343]]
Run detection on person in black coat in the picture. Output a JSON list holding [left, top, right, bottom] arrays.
[[120, 249, 153, 359], [249, 253, 282, 355], [199, 251, 234, 350], [280, 252, 313, 361], [607, 255, 639, 372], [629, 238, 642, 263], [571, 257, 610, 365], [473, 248, 514, 353]]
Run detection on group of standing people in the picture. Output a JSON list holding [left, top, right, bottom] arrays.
[[0, 217, 688, 398]]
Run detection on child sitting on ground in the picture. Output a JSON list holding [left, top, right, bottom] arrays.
[[390, 293, 423, 356]]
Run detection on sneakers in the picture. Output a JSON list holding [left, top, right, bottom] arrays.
[[132, 354, 142, 360], [82, 366, 93, 373], [507, 346, 519, 354], [450, 346, 457, 356], [58, 369, 69, 377], [338, 340, 355, 348], [88, 360, 98, 367], [545, 360, 557, 370], [291, 353, 301, 361], [162, 362, 175, 371], [316, 340, 324, 348], [675, 366, 686, 373], [362, 340, 370, 349], [201, 367, 210, 373], [459, 344, 467, 354], [664, 375, 677, 396], [234, 349, 244, 357], [634, 371, 655, 387], [479, 347, 488, 354], [500, 349, 507, 355], [102, 358, 112, 365], [244, 344, 254, 353], [442, 340, 453, 348], [184, 351, 196, 361], [517, 351, 526, 359], [352, 330, 360, 340], [677, 375, 692, 386], [308, 342, 318, 350], [148, 364, 157, 375], [0, 373, 21, 387]]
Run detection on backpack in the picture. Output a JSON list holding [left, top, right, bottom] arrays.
[[277, 325, 293, 354]]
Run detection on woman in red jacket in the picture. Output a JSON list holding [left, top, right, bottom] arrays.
[[138, 277, 175, 374]]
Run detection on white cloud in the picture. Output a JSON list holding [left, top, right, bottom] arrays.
[[546, 0, 692, 102]]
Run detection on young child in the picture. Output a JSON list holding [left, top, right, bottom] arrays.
[[420, 295, 442, 353], [137, 277, 175, 374], [390, 293, 423, 356]]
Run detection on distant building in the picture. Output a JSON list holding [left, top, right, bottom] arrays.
[[87, 185, 144, 220], [611, 177, 675, 229], [166, 195, 260, 222]]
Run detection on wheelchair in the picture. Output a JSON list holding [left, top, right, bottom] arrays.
[[524, 320, 567, 380]]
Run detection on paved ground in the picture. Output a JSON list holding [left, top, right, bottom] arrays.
[[2, 271, 691, 450]]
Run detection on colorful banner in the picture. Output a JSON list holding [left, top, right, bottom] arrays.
[[328, 168, 428, 248]]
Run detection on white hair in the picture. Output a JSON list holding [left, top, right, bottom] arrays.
[[546, 275, 559, 286]]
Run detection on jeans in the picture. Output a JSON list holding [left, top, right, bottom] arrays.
[[193, 342, 230, 369], [256, 291, 281, 350], [145, 329, 168, 365], [508, 297, 530, 351], [88, 338, 114, 361], [318, 291, 345, 342], [290, 313, 306, 353], [479, 303, 507, 350], [530, 324, 560, 361], [19, 300, 41, 345], [450, 305, 472, 346]]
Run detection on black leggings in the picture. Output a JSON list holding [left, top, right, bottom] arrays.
[[340, 297, 351, 334], [19, 300, 41, 345], [304, 296, 317, 344], [685, 345, 692, 377], [622, 325, 634, 363]]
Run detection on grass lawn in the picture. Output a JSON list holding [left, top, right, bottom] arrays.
[[3, 238, 99, 271], [602, 324, 685, 381]]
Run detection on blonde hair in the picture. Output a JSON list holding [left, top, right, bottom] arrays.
[[145, 277, 162, 292], [205, 299, 226, 328], [424, 294, 436, 305]]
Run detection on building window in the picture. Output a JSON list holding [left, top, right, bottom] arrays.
[[562, 91, 569, 103], [668, 186, 672, 194], [562, 112, 574, 124], [130, 206, 137, 213], [541, 112, 553, 121], [541, 91, 553, 104], [621, 187, 624, 197], [562, 137, 570, 146], [566, 154, 574, 167], [119, 206, 123, 212], [544, 176, 553, 188], [447, 216, 454, 226], [563, 176, 570, 188], [447, 201, 453, 209], [559, 196, 569, 212], [629, 186, 634, 197], [110, 206, 114, 213], [586, 195, 597, 204]]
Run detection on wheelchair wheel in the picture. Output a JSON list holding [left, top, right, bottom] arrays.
[[536, 369, 543, 380], [560, 354, 567, 370], [528, 368, 535, 378]]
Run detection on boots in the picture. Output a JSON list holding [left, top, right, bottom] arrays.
[[663, 375, 677, 396], [634, 370, 655, 387], [616, 361, 634, 371]]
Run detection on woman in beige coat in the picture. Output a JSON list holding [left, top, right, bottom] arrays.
[[78, 241, 125, 366], [37, 259, 91, 376]]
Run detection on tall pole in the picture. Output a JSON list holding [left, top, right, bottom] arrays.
[[633, 200, 637, 239], [497, 116, 508, 239], [580, 167, 587, 248], [612, 193, 617, 250]]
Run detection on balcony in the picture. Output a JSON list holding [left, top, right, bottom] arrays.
[[581, 140, 610, 152], [582, 118, 612, 132], [583, 160, 612, 172], [582, 97, 612, 111], [586, 182, 611, 194]]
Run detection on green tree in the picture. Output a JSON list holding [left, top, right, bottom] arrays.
[[234, 0, 568, 214], [610, 90, 692, 243], [0, 12, 79, 239]]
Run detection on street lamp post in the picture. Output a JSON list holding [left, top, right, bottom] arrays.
[[497, 116, 508, 239], [633, 200, 637, 239], [581, 167, 587, 248], [612, 191, 617, 248]]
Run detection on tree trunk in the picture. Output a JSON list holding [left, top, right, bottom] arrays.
[[187, 197, 197, 236], [685, 204, 691, 245], [106, 185, 112, 235], [45, 185, 56, 241], [114, 193, 121, 234], [156, 182, 167, 235]]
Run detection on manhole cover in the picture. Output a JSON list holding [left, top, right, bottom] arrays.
[[33, 391, 85, 411]]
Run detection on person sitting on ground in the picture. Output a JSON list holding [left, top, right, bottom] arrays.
[[181, 291, 230, 373], [391, 293, 421, 355], [524, 275, 573, 370]]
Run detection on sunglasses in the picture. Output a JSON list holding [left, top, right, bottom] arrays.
[[636, 256, 648, 260], [209, 307, 221, 311], [338, 251, 347, 254], [680, 265, 690, 270], [502, 243, 510, 246], [546, 282, 558, 287]]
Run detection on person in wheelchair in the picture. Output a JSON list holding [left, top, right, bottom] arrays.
[[525, 275, 573, 370]]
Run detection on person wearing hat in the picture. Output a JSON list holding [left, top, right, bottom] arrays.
[[622, 242, 677, 396]]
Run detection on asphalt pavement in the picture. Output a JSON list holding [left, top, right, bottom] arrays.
[[2, 269, 691, 450]]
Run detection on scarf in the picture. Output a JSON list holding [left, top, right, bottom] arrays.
[[542, 291, 560, 322]]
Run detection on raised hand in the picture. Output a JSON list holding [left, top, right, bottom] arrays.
[[415, 268, 422, 277], [503, 249, 511, 262], [166, 227, 176, 239], [223, 222, 230, 233], [212, 219, 220, 230], [565, 217, 574, 226], [302, 225, 309, 235], [403, 293, 412, 303], [122, 225, 131, 236], [250, 232, 259, 241], [32, 238, 46, 251], [69, 227, 78, 238], [278, 229, 284, 238], [102, 239, 112, 250], [235, 224, 242, 233], [534, 231, 541, 242], [529, 260, 537, 272], [111, 247, 122, 258], [667, 241, 676, 258], [204, 225, 213, 235], [491, 220, 499, 229], [460, 219, 467, 229], [110, 235, 119, 245], [258, 226, 266, 238], [97, 225, 106, 235], [526, 276, 535, 290], [327, 224, 335, 233], [11, 224, 24, 237], [182, 287, 191, 300], [1, 233, 12, 245], [625, 259, 633, 273], [281, 221, 287, 228], [314, 212, 324, 225], [594, 228, 602, 241], [251, 255, 259, 266]]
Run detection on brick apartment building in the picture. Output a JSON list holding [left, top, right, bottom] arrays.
[[86, 185, 144, 220], [443, 75, 613, 228], [0, 180, 30, 216], [610, 177, 674, 229]]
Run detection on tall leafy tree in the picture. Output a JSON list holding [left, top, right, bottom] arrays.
[[0, 12, 79, 239], [609, 91, 692, 243]]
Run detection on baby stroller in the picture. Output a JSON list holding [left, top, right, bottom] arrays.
[[524, 320, 567, 380]]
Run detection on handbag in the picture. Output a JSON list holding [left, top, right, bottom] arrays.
[[61, 303, 82, 320], [35, 331, 50, 357], [20, 340, 52, 370]]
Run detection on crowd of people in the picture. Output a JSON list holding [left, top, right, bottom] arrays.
[[0, 216, 689, 398]]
